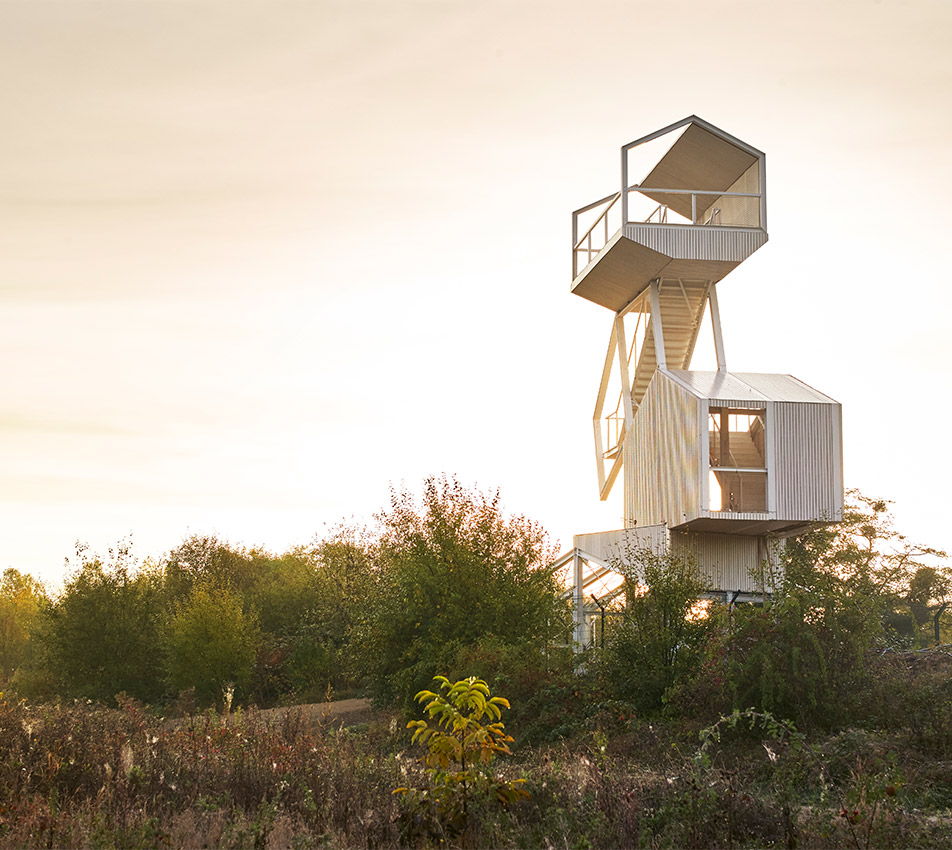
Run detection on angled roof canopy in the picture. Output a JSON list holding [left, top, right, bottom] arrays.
[[626, 116, 763, 220]]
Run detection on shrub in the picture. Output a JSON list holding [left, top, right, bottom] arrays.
[[356, 476, 563, 709], [164, 583, 260, 709], [38, 547, 166, 704], [597, 549, 711, 715], [0, 569, 48, 683]]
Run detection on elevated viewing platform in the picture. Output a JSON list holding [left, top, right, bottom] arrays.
[[572, 117, 768, 313]]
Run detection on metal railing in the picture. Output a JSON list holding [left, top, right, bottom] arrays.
[[572, 185, 763, 279], [625, 186, 761, 229], [602, 412, 624, 459], [710, 469, 767, 513], [571, 192, 620, 278]]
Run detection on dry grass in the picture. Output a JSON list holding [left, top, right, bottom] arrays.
[[3, 692, 952, 848]]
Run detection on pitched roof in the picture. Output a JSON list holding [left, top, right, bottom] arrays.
[[664, 370, 839, 404]]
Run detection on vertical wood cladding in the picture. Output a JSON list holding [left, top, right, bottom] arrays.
[[625, 371, 700, 528], [774, 401, 843, 521]]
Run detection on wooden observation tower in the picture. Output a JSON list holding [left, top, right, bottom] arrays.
[[556, 117, 844, 646]]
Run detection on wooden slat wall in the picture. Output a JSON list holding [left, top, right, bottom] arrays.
[[696, 161, 761, 227], [671, 530, 775, 594], [573, 526, 775, 595], [625, 371, 700, 528], [774, 402, 844, 522], [624, 223, 767, 262], [573, 525, 670, 565]]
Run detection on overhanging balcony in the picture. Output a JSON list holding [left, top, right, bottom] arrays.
[[571, 117, 768, 313]]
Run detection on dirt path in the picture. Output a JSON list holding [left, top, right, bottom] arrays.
[[167, 697, 377, 731], [249, 697, 375, 726]]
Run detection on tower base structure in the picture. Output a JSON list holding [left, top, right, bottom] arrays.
[[557, 525, 787, 649]]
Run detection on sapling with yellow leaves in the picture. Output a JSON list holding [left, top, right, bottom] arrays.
[[394, 675, 529, 839]]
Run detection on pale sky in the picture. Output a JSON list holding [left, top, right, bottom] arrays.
[[2, 0, 950, 587]]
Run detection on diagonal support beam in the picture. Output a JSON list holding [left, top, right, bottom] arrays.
[[592, 321, 619, 495], [708, 283, 727, 372], [599, 447, 625, 501], [614, 314, 635, 429], [648, 279, 667, 370]]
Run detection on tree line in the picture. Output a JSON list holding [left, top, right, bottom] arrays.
[[1, 479, 950, 739], [597, 492, 951, 732], [0, 476, 564, 714]]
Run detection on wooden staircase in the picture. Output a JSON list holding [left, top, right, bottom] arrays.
[[631, 279, 710, 409]]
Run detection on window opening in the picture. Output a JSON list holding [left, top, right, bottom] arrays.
[[708, 407, 766, 512]]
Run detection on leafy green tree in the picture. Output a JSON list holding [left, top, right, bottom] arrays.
[[598, 549, 710, 713], [165, 582, 261, 708], [246, 550, 316, 639], [0, 569, 48, 682], [228, 548, 321, 704], [907, 566, 952, 643], [357, 476, 562, 707], [779, 491, 947, 647], [709, 491, 948, 729], [163, 537, 311, 705], [278, 527, 377, 699], [723, 588, 873, 729], [40, 543, 166, 703], [163, 535, 258, 603]]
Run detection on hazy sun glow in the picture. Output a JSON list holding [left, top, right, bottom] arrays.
[[2, 0, 951, 586]]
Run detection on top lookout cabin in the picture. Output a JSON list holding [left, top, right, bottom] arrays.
[[572, 116, 767, 313]]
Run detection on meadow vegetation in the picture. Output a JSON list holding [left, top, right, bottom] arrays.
[[1, 479, 952, 847]]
